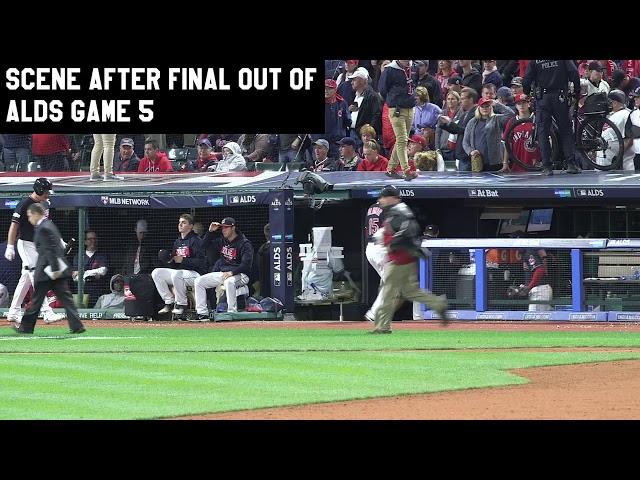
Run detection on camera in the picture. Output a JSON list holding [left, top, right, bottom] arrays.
[[296, 171, 333, 196]]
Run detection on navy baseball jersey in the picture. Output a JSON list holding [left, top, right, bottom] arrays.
[[365, 202, 385, 242], [11, 196, 50, 242]]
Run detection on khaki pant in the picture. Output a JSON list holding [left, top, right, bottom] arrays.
[[375, 261, 446, 332], [387, 107, 415, 173], [90, 134, 117, 175]]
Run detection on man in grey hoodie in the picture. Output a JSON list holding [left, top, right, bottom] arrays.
[[94, 274, 125, 310]]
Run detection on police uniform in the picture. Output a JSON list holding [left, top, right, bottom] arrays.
[[4, 178, 64, 324], [364, 201, 387, 321], [522, 60, 582, 175]]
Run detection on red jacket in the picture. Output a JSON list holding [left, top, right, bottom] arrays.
[[138, 152, 173, 173], [31, 134, 69, 156], [357, 154, 389, 171]]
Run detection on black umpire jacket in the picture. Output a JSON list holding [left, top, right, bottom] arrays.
[[33, 218, 71, 283]]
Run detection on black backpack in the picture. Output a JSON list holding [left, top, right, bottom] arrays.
[[128, 274, 156, 301]]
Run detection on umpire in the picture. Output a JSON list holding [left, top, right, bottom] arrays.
[[522, 60, 582, 176], [11, 203, 85, 334]]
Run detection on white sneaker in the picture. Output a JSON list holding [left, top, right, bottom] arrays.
[[89, 173, 102, 182], [103, 173, 124, 181], [171, 305, 186, 315], [6, 311, 23, 325], [364, 311, 375, 322], [43, 312, 66, 324], [158, 304, 173, 314], [226, 308, 238, 314]]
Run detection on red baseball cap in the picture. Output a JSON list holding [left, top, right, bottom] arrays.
[[477, 97, 493, 107], [408, 135, 426, 147], [324, 79, 337, 89], [346, 59, 359, 64], [514, 93, 530, 104]]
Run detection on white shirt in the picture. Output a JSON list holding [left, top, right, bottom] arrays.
[[350, 90, 365, 129], [597, 108, 634, 170], [630, 109, 640, 154]]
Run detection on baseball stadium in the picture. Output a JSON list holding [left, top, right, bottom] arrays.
[[2, 58, 640, 420]]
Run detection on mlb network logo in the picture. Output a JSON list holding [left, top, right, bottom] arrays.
[[101, 196, 110, 205]]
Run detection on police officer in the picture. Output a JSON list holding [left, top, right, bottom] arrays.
[[522, 60, 582, 176]]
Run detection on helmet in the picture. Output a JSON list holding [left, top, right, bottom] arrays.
[[379, 185, 400, 198], [33, 177, 54, 196], [158, 249, 172, 263]]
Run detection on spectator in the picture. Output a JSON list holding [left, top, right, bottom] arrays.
[[206, 134, 240, 152], [336, 60, 359, 105], [610, 69, 640, 109], [458, 60, 483, 95], [336, 137, 361, 171], [213, 142, 247, 172], [371, 60, 391, 92], [496, 86, 517, 114], [598, 90, 634, 170], [447, 76, 463, 95], [138, 138, 173, 173], [152, 213, 207, 317], [72, 230, 109, 307], [348, 67, 383, 145], [436, 60, 457, 101], [412, 86, 442, 149], [236, 134, 271, 170], [357, 140, 389, 172], [305, 139, 338, 172], [195, 138, 220, 171], [94, 275, 125, 310], [498, 60, 519, 87], [630, 87, 640, 170], [435, 90, 461, 161], [585, 61, 610, 96], [31, 134, 70, 171], [357, 124, 379, 157], [322, 79, 350, 159], [481, 83, 513, 115], [114, 137, 141, 172], [438, 87, 479, 171], [121, 219, 154, 276], [482, 60, 503, 89], [380, 60, 418, 181], [278, 134, 308, 164], [116, 134, 146, 158], [414, 60, 443, 108], [1, 134, 30, 171], [502, 94, 540, 173], [463, 97, 512, 172], [510, 77, 524, 96]]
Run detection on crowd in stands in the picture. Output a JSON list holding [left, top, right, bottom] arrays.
[[2, 60, 640, 175]]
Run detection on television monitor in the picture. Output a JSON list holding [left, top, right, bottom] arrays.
[[499, 210, 530, 235], [527, 208, 553, 232]]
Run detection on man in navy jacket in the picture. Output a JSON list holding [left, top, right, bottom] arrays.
[[193, 217, 253, 320], [151, 213, 207, 316]]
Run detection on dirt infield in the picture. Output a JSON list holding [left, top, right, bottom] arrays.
[[35, 319, 640, 419]]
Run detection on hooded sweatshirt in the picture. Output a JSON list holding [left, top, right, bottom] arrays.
[[379, 61, 417, 109], [94, 274, 125, 309], [214, 142, 247, 172], [202, 231, 254, 276]]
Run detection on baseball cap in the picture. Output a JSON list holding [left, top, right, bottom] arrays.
[[511, 76, 523, 87], [588, 61, 604, 72], [197, 138, 212, 148], [514, 93, 529, 103], [496, 86, 513, 99], [447, 76, 462, 86], [608, 89, 627, 105], [424, 224, 439, 238], [379, 185, 400, 198], [630, 86, 640, 98], [345, 59, 359, 65], [221, 217, 236, 227], [313, 139, 329, 150], [477, 97, 493, 107], [347, 67, 369, 81], [408, 134, 427, 147], [324, 79, 337, 89], [120, 137, 134, 147], [135, 219, 148, 233], [338, 137, 356, 147], [610, 69, 627, 89], [414, 60, 429, 68]]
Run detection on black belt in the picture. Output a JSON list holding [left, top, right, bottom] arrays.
[[24, 266, 35, 271]]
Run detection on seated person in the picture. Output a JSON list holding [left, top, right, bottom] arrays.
[[335, 137, 361, 171], [357, 140, 389, 171], [113, 137, 140, 172], [209, 142, 247, 172], [121, 220, 154, 276], [137, 138, 173, 173], [304, 139, 338, 172], [195, 138, 222, 171], [193, 217, 253, 319], [237, 134, 271, 170], [72, 230, 109, 307], [94, 274, 125, 310]]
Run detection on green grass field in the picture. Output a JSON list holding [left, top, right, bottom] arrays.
[[2, 326, 640, 419]]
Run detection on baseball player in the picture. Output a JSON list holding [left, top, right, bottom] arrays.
[[192, 218, 253, 320], [364, 200, 387, 322], [4, 178, 66, 325], [151, 213, 207, 317], [509, 251, 553, 311]]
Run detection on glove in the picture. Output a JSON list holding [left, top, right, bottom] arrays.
[[4, 244, 15, 261], [158, 249, 172, 263], [83, 270, 96, 280], [60, 238, 67, 250], [506, 286, 518, 299]]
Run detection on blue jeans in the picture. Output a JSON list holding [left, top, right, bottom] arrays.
[[2, 147, 31, 171], [457, 157, 471, 171]]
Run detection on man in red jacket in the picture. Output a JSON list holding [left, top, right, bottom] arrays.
[[137, 138, 173, 173], [31, 134, 70, 171]]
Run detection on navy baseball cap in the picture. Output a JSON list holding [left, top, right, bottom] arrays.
[[379, 185, 400, 198], [120, 137, 134, 147], [221, 217, 236, 227], [338, 137, 356, 147], [630, 86, 640, 98], [198, 138, 212, 148]]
